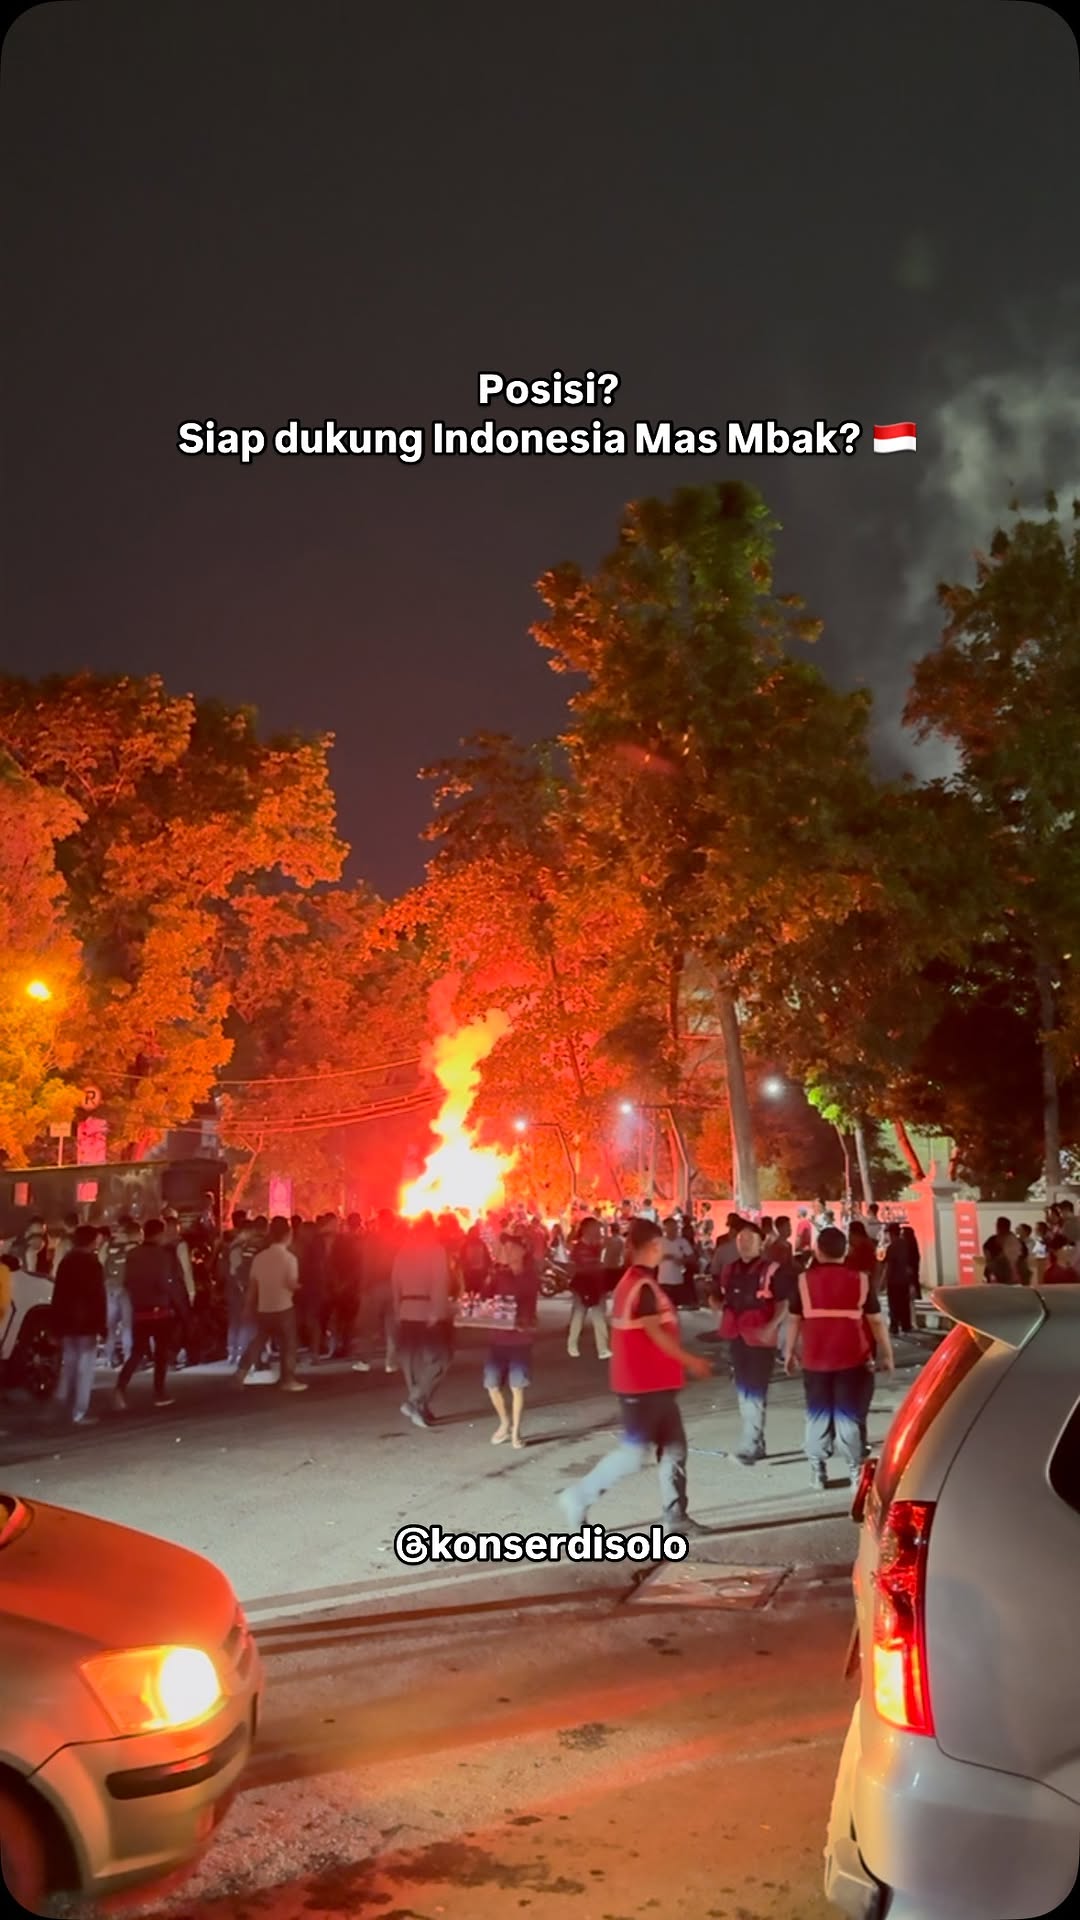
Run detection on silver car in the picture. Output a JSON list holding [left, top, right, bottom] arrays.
[[826, 1283, 1080, 1920], [0, 1492, 262, 1913]]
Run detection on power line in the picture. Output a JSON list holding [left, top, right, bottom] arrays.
[[227, 1089, 437, 1136], [88, 1054, 423, 1090]]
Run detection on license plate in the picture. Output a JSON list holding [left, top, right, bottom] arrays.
[[843, 1619, 860, 1678]]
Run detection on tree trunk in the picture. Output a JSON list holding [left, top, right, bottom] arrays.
[[853, 1118, 875, 1205], [227, 1138, 263, 1215], [1035, 958, 1063, 1199], [892, 1117, 925, 1181], [834, 1124, 853, 1210], [546, 948, 622, 1200], [715, 985, 759, 1209]]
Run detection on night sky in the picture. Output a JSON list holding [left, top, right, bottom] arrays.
[[2, 1, 1077, 896]]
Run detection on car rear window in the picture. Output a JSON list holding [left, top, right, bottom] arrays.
[[872, 1322, 993, 1520]]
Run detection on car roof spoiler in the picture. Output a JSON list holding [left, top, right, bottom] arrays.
[[930, 1285, 1050, 1348]]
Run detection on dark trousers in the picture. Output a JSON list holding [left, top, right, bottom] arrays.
[[887, 1285, 913, 1335], [398, 1321, 452, 1414], [238, 1307, 298, 1382], [571, 1389, 688, 1523], [803, 1366, 868, 1473], [117, 1316, 172, 1399]]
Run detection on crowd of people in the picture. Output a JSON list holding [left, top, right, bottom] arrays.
[[981, 1204, 1080, 1284], [5, 1186, 1073, 1506]]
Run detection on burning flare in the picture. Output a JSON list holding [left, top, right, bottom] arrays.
[[400, 1007, 516, 1219]]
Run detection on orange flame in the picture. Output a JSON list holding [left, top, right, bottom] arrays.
[[399, 1007, 516, 1219]]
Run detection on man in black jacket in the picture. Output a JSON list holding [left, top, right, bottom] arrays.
[[113, 1219, 188, 1410], [52, 1223, 107, 1426]]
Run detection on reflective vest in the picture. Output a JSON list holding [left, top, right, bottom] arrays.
[[797, 1264, 873, 1371], [610, 1265, 683, 1395]]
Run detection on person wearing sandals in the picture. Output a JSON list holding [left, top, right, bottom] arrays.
[[482, 1232, 539, 1449]]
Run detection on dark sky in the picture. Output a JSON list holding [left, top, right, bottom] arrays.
[[2, 1, 1077, 895]]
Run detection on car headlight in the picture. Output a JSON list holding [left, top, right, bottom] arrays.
[[80, 1645, 225, 1733]]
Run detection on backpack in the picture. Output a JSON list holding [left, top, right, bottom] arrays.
[[103, 1240, 130, 1292]]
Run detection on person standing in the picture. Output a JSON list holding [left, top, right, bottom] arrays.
[[864, 1202, 883, 1246], [1056, 1199, 1080, 1248], [558, 1216, 712, 1541], [355, 1208, 401, 1374], [995, 1216, 1023, 1283], [786, 1225, 894, 1490], [392, 1213, 455, 1428], [482, 1232, 539, 1449], [235, 1216, 306, 1391], [102, 1216, 139, 1367], [567, 1217, 611, 1359], [51, 1224, 107, 1426], [845, 1219, 877, 1276], [981, 1233, 1017, 1284], [881, 1222, 916, 1332], [224, 1216, 262, 1367], [712, 1224, 790, 1466], [114, 1219, 187, 1410], [659, 1215, 697, 1309]]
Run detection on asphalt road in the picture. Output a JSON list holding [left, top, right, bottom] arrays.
[[1, 1307, 921, 1920], [95, 1542, 859, 1920]]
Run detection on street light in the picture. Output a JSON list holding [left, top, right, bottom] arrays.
[[513, 1116, 528, 1134], [619, 1100, 634, 1115], [25, 980, 52, 1003], [762, 1076, 785, 1098]]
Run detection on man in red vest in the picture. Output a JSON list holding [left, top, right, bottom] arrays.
[[558, 1216, 712, 1540], [785, 1225, 893, 1490]]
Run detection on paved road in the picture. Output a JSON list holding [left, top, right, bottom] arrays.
[[0, 1305, 922, 1612], [87, 1539, 859, 1920], [3, 1307, 922, 1920]]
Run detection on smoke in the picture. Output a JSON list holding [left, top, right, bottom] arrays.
[[877, 291, 1080, 776]]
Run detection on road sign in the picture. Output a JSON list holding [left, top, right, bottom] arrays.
[[48, 1123, 72, 1138], [82, 1086, 102, 1110]]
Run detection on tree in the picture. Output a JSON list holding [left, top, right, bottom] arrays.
[[397, 734, 655, 1199], [532, 483, 882, 1208], [906, 495, 1080, 1195], [890, 947, 1080, 1198], [745, 774, 996, 1188], [0, 675, 345, 1156], [0, 755, 85, 1159], [219, 885, 430, 1211]]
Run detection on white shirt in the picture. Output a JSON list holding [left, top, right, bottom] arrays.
[[659, 1237, 692, 1293], [250, 1242, 300, 1313]]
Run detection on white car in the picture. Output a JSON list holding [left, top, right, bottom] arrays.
[[0, 1267, 59, 1399], [826, 1283, 1080, 1920]]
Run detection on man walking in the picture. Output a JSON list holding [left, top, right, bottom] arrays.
[[235, 1215, 307, 1391], [102, 1216, 139, 1367], [713, 1223, 791, 1466], [52, 1224, 107, 1426], [114, 1219, 187, 1410], [392, 1213, 455, 1428], [559, 1216, 712, 1541], [482, 1231, 539, 1449], [786, 1224, 893, 1490]]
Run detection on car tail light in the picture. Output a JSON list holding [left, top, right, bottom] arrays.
[[871, 1500, 935, 1736], [851, 1455, 877, 1524]]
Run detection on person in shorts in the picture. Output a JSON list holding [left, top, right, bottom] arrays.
[[482, 1232, 538, 1449]]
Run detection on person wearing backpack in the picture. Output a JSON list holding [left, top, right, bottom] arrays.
[[102, 1216, 140, 1366]]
